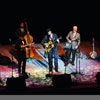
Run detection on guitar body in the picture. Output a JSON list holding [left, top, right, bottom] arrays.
[[25, 46, 35, 58], [90, 51, 97, 59], [24, 34, 35, 58], [44, 41, 54, 53], [44, 36, 62, 53]]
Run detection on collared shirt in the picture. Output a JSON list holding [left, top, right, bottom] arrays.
[[73, 32, 77, 38], [49, 34, 53, 41]]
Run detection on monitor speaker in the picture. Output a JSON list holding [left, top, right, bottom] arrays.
[[96, 72, 100, 84], [52, 74, 72, 88], [6, 77, 26, 90]]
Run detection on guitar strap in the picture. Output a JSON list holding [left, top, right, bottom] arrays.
[[72, 32, 78, 39], [70, 32, 78, 43]]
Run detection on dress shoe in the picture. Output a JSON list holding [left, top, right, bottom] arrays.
[[55, 71, 62, 75], [71, 62, 75, 66], [22, 72, 29, 79], [64, 62, 69, 66], [55, 69, 58, 72], [49, 71, 53, 74], [19, 73, 23, 77]]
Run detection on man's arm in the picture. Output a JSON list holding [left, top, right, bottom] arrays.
[[66, 31, 72, 43], [41, 35, 48, 48], [53, 34, 58, 43], [75, 33, 80, 49], [15, 39, 21, 50], [77, 34, 80, 47]]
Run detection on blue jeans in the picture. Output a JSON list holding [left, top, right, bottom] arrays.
[[48, 46, 58, 72]]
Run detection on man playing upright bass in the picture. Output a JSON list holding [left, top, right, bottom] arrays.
[[15, 23, 27, 77]]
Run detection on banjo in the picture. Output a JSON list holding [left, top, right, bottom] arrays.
[[90, 37, 97, 59]]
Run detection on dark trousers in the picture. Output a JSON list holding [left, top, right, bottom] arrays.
[[65, 48, 76, 64], [48, 46, 58, 72], [18, 51, 26, 74]]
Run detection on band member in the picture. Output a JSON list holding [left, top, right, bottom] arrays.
[[15, 35, 27, 76], [15, 23, 27, 76], [41, 28, 59, 74], [15, 22, 26, 39], [65, 26, 80, 65]]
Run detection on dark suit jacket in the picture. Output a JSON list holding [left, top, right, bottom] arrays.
[[41, 33, 58, 48], [15, 38, 26, 53]]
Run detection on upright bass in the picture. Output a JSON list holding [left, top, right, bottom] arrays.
[[24, 21, 35, 58]]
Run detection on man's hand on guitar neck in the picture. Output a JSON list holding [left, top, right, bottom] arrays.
[[21, 43, 32, 48], [21, 45, 25, 48]]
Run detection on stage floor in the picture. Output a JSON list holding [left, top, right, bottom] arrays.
[[0, 42, 100, 88]]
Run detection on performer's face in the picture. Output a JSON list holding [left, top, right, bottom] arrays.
[[73, 26, 78, 32], [48, 31, 52, 35], [20, 28, 24, 33], [27, 31, 30, 34]]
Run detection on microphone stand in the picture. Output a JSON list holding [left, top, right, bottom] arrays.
[[11, 52, 14, 78], [75, 49, 84, 75], [0, 67, 3, 84], [78, 49, 84, 75], [9, 38, 14, 78], [71, 49, 84, 75]]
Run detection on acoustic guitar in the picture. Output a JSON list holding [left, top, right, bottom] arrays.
[[44, 36, 62, 53]]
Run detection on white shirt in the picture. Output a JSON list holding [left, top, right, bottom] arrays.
[[73, 32, 77, 38]]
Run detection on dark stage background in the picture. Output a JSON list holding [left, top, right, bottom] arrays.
[[0, 0, 100, 44]]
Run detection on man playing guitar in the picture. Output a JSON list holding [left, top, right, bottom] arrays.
[[41, 28, 59, 74], [65, 26, 80, 66]]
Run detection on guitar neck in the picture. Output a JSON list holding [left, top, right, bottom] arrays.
[[53, 36, 62, 43], [25, 20, 29, 34]]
